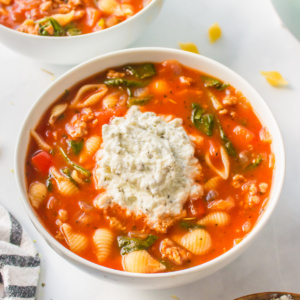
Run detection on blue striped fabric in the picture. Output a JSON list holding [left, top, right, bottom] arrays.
[[0, 205, 40, 300]]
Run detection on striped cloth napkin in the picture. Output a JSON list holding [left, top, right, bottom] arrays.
[[0, 204, 40, 300]]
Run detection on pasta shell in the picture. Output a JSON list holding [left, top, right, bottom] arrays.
[[71, 170, 86, 185], [197, 211, 230, 227], [70, 84, 108, 108], [208, 22, 222, 43], [28, 182, 48, 209], [52, 10, 74, 26], [61, 223, 88, 253], [98, 0, 123, 15], [178, 43, 199, 54], [49, 103, 68, 125], [122, 250, 166, 273], [93, 229, 114, 263], [179, 229, 212, 255], [204, 176, 222, 191], [205, 146, 230, 180], [79, 136, 102, 163], [102, 93, 119, 109], [260, 71, 288, 87], [30, 129, 51, 151], [50, 167, 79, 196]]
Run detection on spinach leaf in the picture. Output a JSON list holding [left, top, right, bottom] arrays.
[[180, 221, 204, 231], [245, 155, 263, 171], [124, 63, 156, 79], [191, 103, 214, 136], [67, 139, 83, 156], [117, 235, 158, 255], [202, 76, 229, 91], [65, 23, 81, 36], [49, 18, 64, 36], [38, 17, 65, 36], [46, 176, 53, 192], [218, 124, 237, 157], [104, 78, 150, 88], [58, 147, 91, 177], [127, 96, 152, 107]]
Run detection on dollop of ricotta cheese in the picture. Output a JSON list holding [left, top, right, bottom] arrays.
[[94, 106, 202, 232]]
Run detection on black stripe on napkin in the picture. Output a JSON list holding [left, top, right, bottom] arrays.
[[0, 254, 40, 268], [9, 213, 23, 246], [0, 273, 3, 284], [4, 285, 36, 298]]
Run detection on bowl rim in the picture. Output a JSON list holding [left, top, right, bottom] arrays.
[[0, 0, 159, 40], [15, 47, 286, 279]]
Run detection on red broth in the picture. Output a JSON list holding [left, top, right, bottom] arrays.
[[25, 60, 274, 273], [0, 0, 149, 36]]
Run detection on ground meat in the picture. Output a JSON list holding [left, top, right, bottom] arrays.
[[17, 19, 39, 35], [66, 115, 88, 138], [160, 238, 191, 265], [107, 70, 126, 78]]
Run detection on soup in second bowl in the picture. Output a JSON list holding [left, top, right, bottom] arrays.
[[0, 0, 150, 36], [25, 60, 274, 273]]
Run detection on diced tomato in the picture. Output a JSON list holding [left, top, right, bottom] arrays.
[[233, 125, 255, 143], [98, 106, 126, 125], [187, 199, 205, 217], [31, 151, 52, 175], [86, 8, 102, 27]]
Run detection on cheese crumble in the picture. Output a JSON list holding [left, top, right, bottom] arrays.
[[94, 106, 203, 232]]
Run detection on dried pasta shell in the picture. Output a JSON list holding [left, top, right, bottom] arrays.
[[30, 129, 51, 151], [208, 23, 222, 43], [70, 84, 108, 108], [93, 228, 114, 263], [61, 223, 88, 253], [178, 42, 199, 54], [179, 229, 212, 255], [260, 71, 288, 87], [49, 103, 68, 125], [122, 250, 166, 273], [52, 10, 74, 26], [205, 146, 230, 180], [197, 211, 230, 227], [79, 136, 102, 163], [204, 176, 222, 191], [50, 167, 79, 196], [28, 182, 48, 209]]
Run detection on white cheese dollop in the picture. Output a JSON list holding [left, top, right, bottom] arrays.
[[94, 106, 202, 232]]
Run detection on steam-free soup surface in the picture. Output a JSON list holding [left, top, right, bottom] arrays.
[[25, 60, 274, 273]]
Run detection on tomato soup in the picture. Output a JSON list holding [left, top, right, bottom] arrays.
[[25, 60, 274, 273], [0, 0, 150, 36]]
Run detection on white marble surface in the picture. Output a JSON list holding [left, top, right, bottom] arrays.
[[1, 0, 300, 299]]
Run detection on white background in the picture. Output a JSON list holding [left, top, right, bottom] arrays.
[[1, 0, 300, 299]]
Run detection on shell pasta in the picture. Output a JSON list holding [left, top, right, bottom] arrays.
[[25, 60, 274, 273]]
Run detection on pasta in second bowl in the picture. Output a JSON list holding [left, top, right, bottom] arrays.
[[15, 48, 285, 289], [0, 0, 162, 64]]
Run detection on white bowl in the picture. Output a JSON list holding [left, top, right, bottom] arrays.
[[15, 47, 285, 289], [271, 0, 300, 41], [0, 0, 163, 65]]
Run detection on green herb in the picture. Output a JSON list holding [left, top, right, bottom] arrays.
[[46, 177, 53, 192], [58, 114, 65, 120], [159, 259, 173, 270], [117, 235, 158, 255], [104, 78, 150, 88], [49, 18, 64, 36], [58, 147, 91, 177], [246, 155, 263, 171], [191, 103, 214, 136], [124, 63, 156, 79], [202, 76, 229, 91], [180, 221, 204, 231], [65, 23, 81, 36], [127, 96, 152, 107], [67, 139, 84, 156], [218, 123, 237, 157], [61, 168, 78, 186]]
